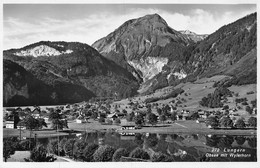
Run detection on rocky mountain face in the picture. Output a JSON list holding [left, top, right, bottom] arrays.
[[179, 30, 208, 42], [3, 41, 139, 106], [93, 13, 256, 94], [3, 13, 256, 106], [143, 13, 257, 93], [92, 14, 193, 82]]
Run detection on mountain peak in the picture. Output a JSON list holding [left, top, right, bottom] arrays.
[[138, 13, 168, 26]]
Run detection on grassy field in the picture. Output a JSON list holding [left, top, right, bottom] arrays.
[[115, 75, 256, 109]]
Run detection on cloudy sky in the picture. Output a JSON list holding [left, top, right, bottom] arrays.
[[3, 3, 256, 50]]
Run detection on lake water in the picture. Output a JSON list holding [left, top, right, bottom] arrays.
[[37, 132, 257, 162]]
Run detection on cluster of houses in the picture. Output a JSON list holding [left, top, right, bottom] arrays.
[[4, 107, 44, 129], [3, 106, 68, 130], [3, 97, 257, 132]]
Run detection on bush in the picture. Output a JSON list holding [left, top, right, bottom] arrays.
[[251, 99, 256, 108], [246, 91, 254, 95], [206, 116, 219, 128], [235, 118, 245, 128], [83, 143, 99, 161], [73, 139, 88, 160], [105, 118, 113, 125], [235, 97, 248, 103], [112, 148, 129, 162], [129, 147, 150, 160], [99, 117, 105, 123], [241, 101, 248, 106], [17, 140, 32, 151], [27, 144, 56, 162], [47, 139, 59, 155], [146, 113, 158, 126], [63, 139, 76, 157], [248, 117, 257, 128], [151, 152, 171, 162], [114, 118, 121, 125], [146, 134, 158, 148], [245, 106, 253, 114], [93, 145, 116, 162]]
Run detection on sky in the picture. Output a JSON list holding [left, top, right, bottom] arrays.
[[3, 3, 256, 50]]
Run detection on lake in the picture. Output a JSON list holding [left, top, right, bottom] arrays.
[[37, 132, 257, 162]]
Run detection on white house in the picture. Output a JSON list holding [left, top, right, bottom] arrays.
[[5, 120, 14, 129], [76, 116, 85, 123]]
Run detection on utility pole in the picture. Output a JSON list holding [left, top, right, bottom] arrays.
[[29, 129, 32, 151], [19, 126, 21, 141], [34, 133, 37, 146], [57, 123, 60, 156]]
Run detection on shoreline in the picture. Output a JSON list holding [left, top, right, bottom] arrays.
[[3, 126, 256, 138]]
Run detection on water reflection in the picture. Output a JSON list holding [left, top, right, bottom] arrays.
[[235, 136, 246, 146], [38, 132, 256, 162]]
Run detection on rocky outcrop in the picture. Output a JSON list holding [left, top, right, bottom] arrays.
[[179, 30, 208, 42], [128, 57, 168, 81], [92, 13, 192, 83], [14, 45, 73, 57]]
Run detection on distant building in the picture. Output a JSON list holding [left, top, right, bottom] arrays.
[[120, 124, 136, 130], [5, 120, 14, 129], [32, 108, 41, 118], [182, 113, 189, 120], [76, 116, 85, 123], [17, 121, 26, 130], [5, 108, 15, 115], [107, 113, 118, 121]]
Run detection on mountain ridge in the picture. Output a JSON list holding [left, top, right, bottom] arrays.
[[3, 12, 257, 106], [3, 41, 139, 106]]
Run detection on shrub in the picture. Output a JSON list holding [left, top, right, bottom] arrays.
[[146, 113, 158, 126], [17, 140, 32, 151], [206, 116, 219, 128], [26, 144, 56, 162], [251, 99, 257, 108], [83, 143, 99, 161], [63, 139, 76, 157], [241, 101, 248, 106], [151, 152, 171, 162], [146, 134, 158, 148], [246, 91, 254, 95], [114, 118, 121, 125], [235, 98, 247, 103], [235, 136, 246, 145], [235, 118, 245, 128], [129, 147, 150, 160], [248, 117, 257, 128], [93, 145, 116, 162], [105, 118, 113, 125], [73, 139, 88, 160], [220, 117, 233, 128], [245, 106, 253, 114], [99, 117, 105, 123], [112, 148, 129, 162], [47, 139, 59, 155]]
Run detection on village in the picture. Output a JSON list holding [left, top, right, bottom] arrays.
[[3, 96, 257, 137]]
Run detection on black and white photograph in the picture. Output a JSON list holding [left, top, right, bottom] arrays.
[[1, 0, 258, 167]]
